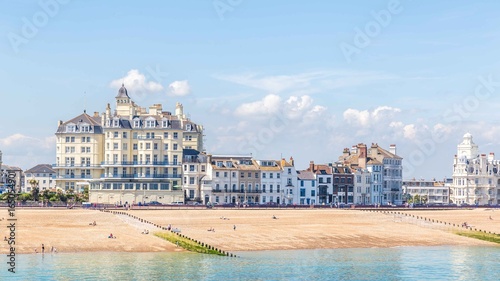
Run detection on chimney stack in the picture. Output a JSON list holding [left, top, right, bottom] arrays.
[[309, 161, 315, 172], [389, 144, 396, 155]]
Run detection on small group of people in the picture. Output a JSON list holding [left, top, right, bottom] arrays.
[[220, 216, 230, 220], [108, 233, 117, 239], [141, 229, 149, 234], [462, 222, 469, 228], [89, 221, 97, 226], [207, 227, 215, 232], [272, 215, 278, 219]]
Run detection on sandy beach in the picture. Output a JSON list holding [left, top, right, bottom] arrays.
[[1, 208, 498, 254]]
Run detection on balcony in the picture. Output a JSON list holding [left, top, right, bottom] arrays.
[[101, 161, 180, 166], [136, 136, 162, 140], [100, 173, 181, 179], [57, 175, 94, 179], [212, 189, 223, 193], [53, 164, 102, 168]]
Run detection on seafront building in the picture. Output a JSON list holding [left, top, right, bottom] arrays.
[[24, 164, 56, 192], [402, 178, 450, 205], [55, 84, 204, 204], [450, 133, 499, 206], [339, 143, 403, 205]]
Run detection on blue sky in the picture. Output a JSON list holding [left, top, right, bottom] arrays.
[[1, 0, 500, 179]]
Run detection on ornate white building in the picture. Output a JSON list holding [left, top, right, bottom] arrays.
[[450, 133, 499, 206]]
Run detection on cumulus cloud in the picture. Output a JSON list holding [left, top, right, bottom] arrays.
[[343, 106, 401, 127], [0, 134, 55, 169], [403, 124, 417, 139], [168, 80, 191, 96], [110, 69, 164, 93], [235, 94, 282, 116]]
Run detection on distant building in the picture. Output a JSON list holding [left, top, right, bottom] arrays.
[[296, 170, 317, 205], [0, 164, 24, 193], [339, 143, 403, 205], [24, 164, 56, 192], [402, 179, 450, 205], [450, 133, 499, 205]]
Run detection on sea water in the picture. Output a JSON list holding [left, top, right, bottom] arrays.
[[2, 246, 499, 280]]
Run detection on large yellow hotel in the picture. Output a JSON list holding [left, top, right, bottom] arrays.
[[54, 84, 203, 205]]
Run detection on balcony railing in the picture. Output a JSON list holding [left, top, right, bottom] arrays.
[[100, 173, 181, 179], [52, 164, 102, 168], [136, 136, 162, 140], [57, 175, 94, 179], [101, 161, 180, 166]]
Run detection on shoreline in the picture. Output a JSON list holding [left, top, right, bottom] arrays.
[[1, 208, 498, 254]]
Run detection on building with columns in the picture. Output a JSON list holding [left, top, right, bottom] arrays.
[[450, 133, 499, 206]]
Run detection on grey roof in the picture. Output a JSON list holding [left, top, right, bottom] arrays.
[[116, 84, 130, 98], [297, 170, 315, 180], [183, 149, 200, 156], [56, 112, 103, 134], [25, 164, 56, 174]]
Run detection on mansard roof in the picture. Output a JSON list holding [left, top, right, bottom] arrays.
[[56, 112, 103, 134]]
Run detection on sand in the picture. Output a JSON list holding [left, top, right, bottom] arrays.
[[1, 207, 498, 254]]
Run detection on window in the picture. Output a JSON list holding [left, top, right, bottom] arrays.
[[255, 173, 259, 178], [189, 177, 195, 184], [215, 172, 220, 177], [164, 144, 169, 150], [270, 173, 273, 178], [133, 144, 138, 150], [277, 173, 280, 179], [146, 143, 151, 150], [154, 143, 158, 150], [164, 132, 169, 138], [134, 120, 140, 128], [113, 143, 118, 150], [114, 132, 119, 138], [146, 120, 156, 128], [173, 144, 178, 150], [173, 132, 178, 139], [190, 165, 195, 172], [162, 120, 168, 128], [224, 172, 228, 177], [123, 132, 127, 138], [311, 190, 315, 197], [300, 189, 306, 197], [300, 180, 304, 187], [123, 143, 128, 150], [270, 185, 273, 193], [262, 173, 266, 178]]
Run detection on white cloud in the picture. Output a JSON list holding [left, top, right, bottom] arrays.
[[215, 70, 395, 94], [235, 94, 282, 116], [110, 69, 164, 93], [0, 134, 55, 169], [343, 106, 401, 127], [403, 124, 417, 139], [168, 80, 191, 97]]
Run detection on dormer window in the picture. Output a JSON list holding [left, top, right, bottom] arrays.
[[145, 118, 156, 128], [162, 120, 169, 128], [81, 125, 90, 132], [113, 119, 119, 127], [66, 124, 75, 132], [133, 119, 140, 128], [186, 124, 192, 131]]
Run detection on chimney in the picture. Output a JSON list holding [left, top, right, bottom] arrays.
[[309, 161, 315, 172], [58, 120, 63, 126], [489, 153, 495, 162], [343, 148, 350, 158], [389, 144, 396, 155], [93, 111, 99, 118], [351, 145, 358, 154], [358, 144, 367, 169], [281, 158, 286, 167], [289, 156, 294, 166]]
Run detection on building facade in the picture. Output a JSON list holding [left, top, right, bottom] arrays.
[[24, 164, 56, 192], [402, 179, 449, 205], [56, 84, 204, 205], [450, 133, 499, 205]]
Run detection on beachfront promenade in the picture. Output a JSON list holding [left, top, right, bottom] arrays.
[[1, 207, 498, 254]]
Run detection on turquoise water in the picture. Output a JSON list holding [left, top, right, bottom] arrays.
[[2, 246, 499, 280]]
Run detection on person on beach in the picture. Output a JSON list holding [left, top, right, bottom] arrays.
[[233, 225, 236, 231], [42, 244, 45, 254]]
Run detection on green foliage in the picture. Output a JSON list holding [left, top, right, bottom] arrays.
[[456, 231, 500, 244], [18, 192, 33, 202], [155, 232, 226, 256]]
